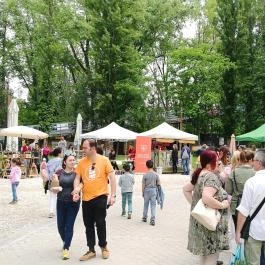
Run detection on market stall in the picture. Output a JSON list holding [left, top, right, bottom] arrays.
[[236, 123, 265, 142], [81, 122, 138, 170], [0, 126, 48, 177], [0, 151, 27, 178], [140, 122, 198, 173], [81, 122, 138, 141]]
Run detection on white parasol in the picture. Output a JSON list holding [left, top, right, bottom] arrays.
[[74, 113, 82, 149], [6, 99, 19, 151], [229, 134, 236, 155], [0, 125, 48, 140]]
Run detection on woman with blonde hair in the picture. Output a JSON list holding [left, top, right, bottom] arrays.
[[230, 150, 241, 170], [226, 150, 255, 228]]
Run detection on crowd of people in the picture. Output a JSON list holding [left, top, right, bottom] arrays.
[[7, 138, 155, 261], [6, 136, 265, 264], [183, 145, 265, 265]]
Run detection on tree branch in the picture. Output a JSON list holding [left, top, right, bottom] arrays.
[[68, 42, 87, 73]]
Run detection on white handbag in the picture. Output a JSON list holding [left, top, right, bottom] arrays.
[[191, 198, 221, 231], [191, 174, 221, 231]]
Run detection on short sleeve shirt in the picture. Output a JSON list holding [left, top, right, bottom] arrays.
[[75, 154, 114, 201], [142, 171, 160, 188]]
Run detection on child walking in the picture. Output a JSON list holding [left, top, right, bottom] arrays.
[[142, 160, 160, 226], [9, 158, 22, 204], [119, 163, 135, 219]]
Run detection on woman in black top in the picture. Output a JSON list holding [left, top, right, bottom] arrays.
[[108, 149, 119, 170], [54, 155, 81, 260]]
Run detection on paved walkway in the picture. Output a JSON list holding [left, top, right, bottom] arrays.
[[0, 174, 230, 265]]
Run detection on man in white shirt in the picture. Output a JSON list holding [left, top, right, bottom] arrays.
[[29, 140, 36, 150], [236, 149, 265, 265]]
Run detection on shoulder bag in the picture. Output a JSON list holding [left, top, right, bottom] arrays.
[[191, 174, 221, 231], [241, 196, 265, 239]]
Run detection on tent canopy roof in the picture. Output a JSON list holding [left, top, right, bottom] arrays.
[[81, 122, 138, 141], [0, 126, 48, 140], [236, 124, 265, 142], [140, 122, 198, 141]]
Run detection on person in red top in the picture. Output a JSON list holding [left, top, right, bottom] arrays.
[[128, 145, 136, 160], [42, 143, 51, 162], [21, 141, 31, 154], [21, 141, 31, 173]]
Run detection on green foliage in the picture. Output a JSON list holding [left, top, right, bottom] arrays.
[[82, 0, 148, 128], [0, 1, 10, 128], [215, 0, 265, 136], [1, 0, 265, 142], [169, 45, 233, 134]]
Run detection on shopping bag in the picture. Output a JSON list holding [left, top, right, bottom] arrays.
[[228, 244, 246, 265]]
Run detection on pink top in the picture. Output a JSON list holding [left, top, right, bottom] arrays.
[[40, 161, 47, 170], [42, 146, 50, 156], [10, 166, 21, 183], [40, 161, 48, 181], [219, 165, 231, 184]]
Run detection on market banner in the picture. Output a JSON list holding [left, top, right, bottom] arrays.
[[134, 136, 152, 173]]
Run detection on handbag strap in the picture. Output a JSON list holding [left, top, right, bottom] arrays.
[[233, 170, 239, 192], [250, 196, 265, 221]]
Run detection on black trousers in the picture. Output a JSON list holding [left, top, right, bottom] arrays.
[[82, 195, 107, 249], [111, 161, 119, 170], [172, 159, 178, 173]]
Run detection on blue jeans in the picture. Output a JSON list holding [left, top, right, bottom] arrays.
[[11, 182, 19, 201], [182, 159, 190, 175], [143, 188, 157, 221], [57, 200, 80, 250], [122, 192, 133, 214]]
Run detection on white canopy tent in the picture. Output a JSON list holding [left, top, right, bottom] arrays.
[[140, 122, 198, 141], [0, 126, 49, 140], [81, 122, 138, 141]]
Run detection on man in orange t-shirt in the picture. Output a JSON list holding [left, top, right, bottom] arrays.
[[73, 139, 116, 261]]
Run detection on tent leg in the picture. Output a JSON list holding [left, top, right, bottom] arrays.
[[125, 141, 128, 158], [116, 141, 119, 157]]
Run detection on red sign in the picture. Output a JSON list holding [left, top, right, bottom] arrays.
[[134, 136, 152, 173]]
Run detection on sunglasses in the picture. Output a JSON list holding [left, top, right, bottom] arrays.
[[91, 163, 96, 170]]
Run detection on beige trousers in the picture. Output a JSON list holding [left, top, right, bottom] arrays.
[[245, 236, 265, 265]]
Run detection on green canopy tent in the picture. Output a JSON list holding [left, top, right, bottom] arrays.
[[236, 124, 265, 142]]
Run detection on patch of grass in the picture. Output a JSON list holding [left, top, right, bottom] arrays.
[[116, 155, 126, 161], [191, 155, 199, 170]]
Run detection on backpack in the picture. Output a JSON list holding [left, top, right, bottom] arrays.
[[182, 148, 189, 159]]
